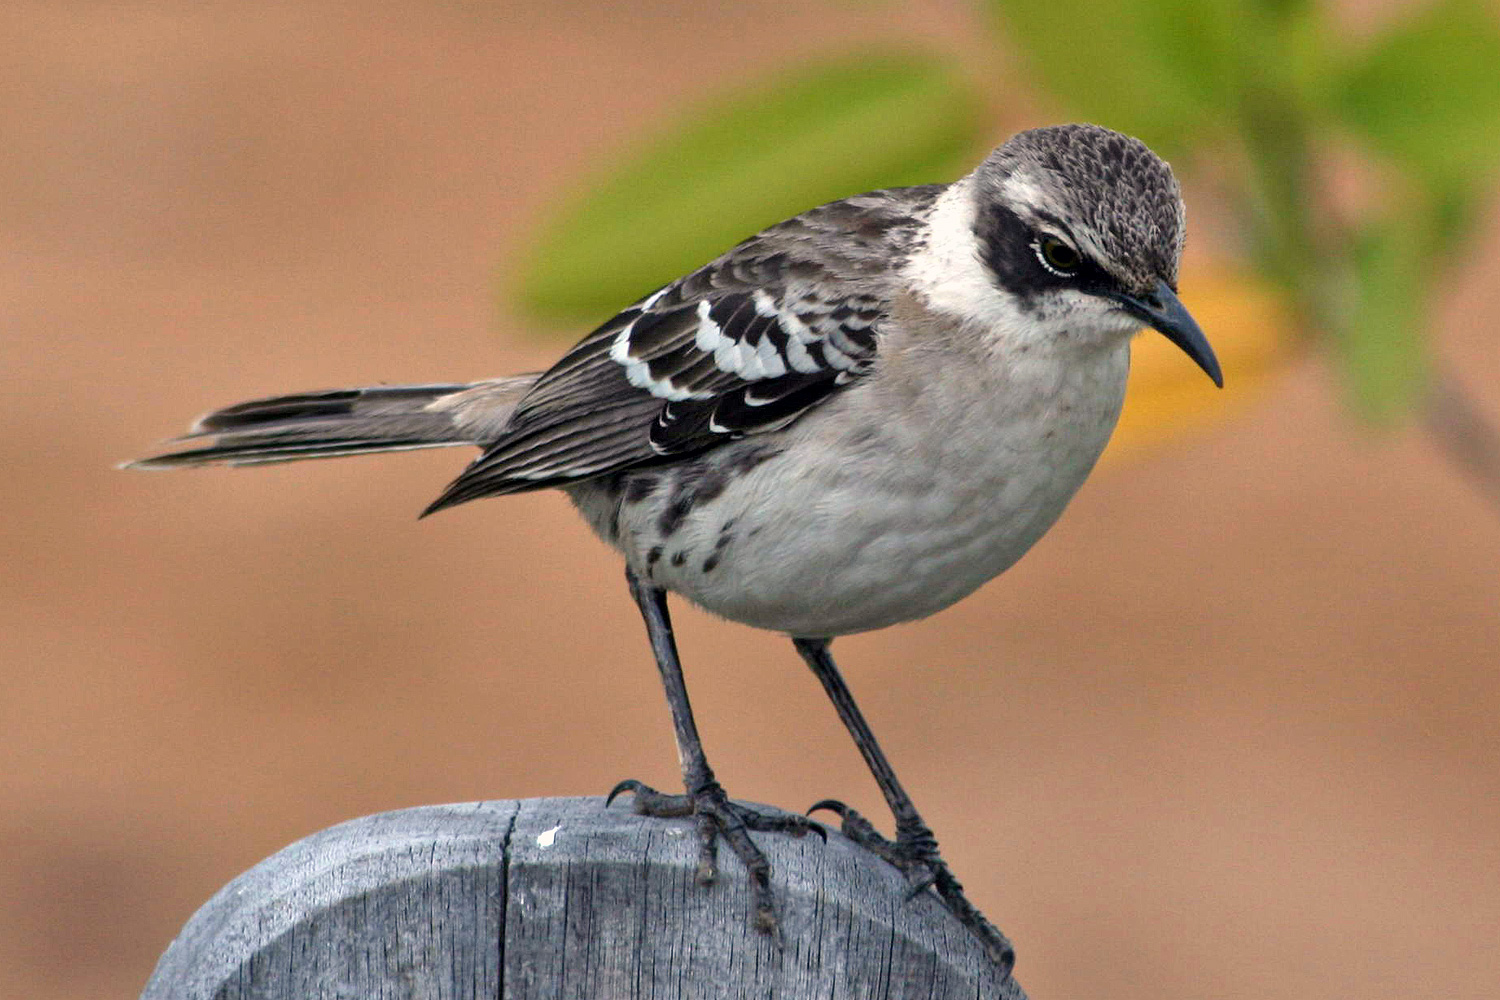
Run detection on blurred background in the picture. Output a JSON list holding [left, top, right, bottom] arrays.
[[5, 1, 1499, 997]]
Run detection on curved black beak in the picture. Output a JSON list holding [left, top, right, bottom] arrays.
[[1107, 279, 1223, 388]]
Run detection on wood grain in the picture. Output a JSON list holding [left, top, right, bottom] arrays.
[[140, 797, 1024, 999]]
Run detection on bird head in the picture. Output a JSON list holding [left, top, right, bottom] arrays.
[[937, 123, 1222, 387]]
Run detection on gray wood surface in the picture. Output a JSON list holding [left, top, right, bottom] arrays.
[[140, 797, 1026, 999]]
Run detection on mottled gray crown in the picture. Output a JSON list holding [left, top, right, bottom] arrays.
[[978, 123, 1185, 290]]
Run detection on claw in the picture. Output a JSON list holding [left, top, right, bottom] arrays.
[[606, 779, 644, 807], [809, 800, 886, 851], [807, 798, 848, 818]]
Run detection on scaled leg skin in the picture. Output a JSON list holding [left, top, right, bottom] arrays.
[[607, 567, 821, 934], [793, 636, 1015, 973]]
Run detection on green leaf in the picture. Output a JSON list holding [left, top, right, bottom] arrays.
[[986, 0, 1265, 156], [1337, 0, 1500, 192], [1259, 0, 1314, 18], [512, 50, 984, 324], [1338, 215, 1433, 423], [1275, 2, 1342, 111]]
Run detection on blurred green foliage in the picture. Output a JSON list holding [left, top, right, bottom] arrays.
[[513, 0, 1500, 424], [1336, 0, 1500, 199], [514, 52, 980, 320]]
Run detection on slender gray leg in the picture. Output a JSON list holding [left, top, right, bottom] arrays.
[[793, 636, 1015, 973], [607, 568, 820, 933]]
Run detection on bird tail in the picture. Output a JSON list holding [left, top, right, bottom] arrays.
[[126, 377, 538, 470]]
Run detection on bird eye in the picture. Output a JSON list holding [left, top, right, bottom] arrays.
[[1034, 236, 1081, 276]]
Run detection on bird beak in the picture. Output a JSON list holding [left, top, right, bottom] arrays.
[[1108, 279, 1223, 388]]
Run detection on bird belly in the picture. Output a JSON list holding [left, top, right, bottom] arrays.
[[582, 347, 1129, 637]]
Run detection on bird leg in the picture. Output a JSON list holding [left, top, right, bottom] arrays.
[[792, 637, 1015, 973], [608, 568, 820, 934]]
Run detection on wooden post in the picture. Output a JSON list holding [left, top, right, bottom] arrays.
[[140, 797, 1026, 999]]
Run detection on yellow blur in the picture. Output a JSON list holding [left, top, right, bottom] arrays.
[[1106, 267, 1298, 460]]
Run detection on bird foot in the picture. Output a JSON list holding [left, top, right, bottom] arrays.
[[809, 799, 1015, 974], [607, 778, 823, 934]]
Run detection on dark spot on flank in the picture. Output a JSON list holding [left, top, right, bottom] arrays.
[[599, 476, 625, 540], [655, 462, 728, 536], [624, 477, 657, 503], [702, 523, 735, 573], [727, 444, 780, 476], [689, 471, 729, 505], [655, 445, 782, 538], [656, 492, 696, 538], [594, 474, 627, 539]]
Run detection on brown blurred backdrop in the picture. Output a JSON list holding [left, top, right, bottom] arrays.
[[4, 2, 1498, 998]]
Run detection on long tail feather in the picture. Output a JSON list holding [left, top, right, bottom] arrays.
[[126, 380, 531, 469]]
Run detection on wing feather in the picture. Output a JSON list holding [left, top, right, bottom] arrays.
[[424, 184, 944, 513]]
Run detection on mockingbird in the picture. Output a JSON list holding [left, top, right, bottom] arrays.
[[131, 123, 1221, 971]]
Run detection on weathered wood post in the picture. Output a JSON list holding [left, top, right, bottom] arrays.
[[140, 797, 1025, 998]]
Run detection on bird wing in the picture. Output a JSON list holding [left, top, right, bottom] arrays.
[[425, 184, 943, 512]]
